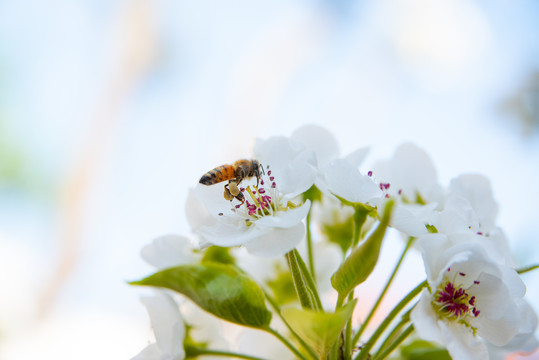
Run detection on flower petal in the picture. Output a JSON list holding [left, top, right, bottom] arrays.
[[255, 200, 310, 229], [291, 124, 340, 167], [141, 235, 198, 269], [243, 223, 305, 257], [321, 159, 381, 203], [410, 289, 444, 343], [139, 293, 185, 359]]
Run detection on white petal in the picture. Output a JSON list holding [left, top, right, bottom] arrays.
[[291, 124, 340, 166], [372, 143, 438, 201], [343, 146, 369, 168], [410, 289, 444, 343], [449, 174, 498, 232], [140, 293, 185, 359], [185, 186, 222, 231], [131, 343, 165, 360], [277, 151, 317, 197], [441, 321, 488, 360], [243, 223, 305, 257], [141, 235, 198, 269], [197, 221, 266, 247], [253, 136, 306, 172], [391, 204, 430, 237], [321, 159, 382, 203], [255, 200, 311, 229]]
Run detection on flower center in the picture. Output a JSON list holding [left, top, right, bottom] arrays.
[[433, 270, 480, 321], [230, 168, 297, 222]]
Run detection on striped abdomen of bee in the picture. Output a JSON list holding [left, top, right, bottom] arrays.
[[199, 164, 237, 185]]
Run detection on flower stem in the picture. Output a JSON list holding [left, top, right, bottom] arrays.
[[306, 210, 316, 282], [353, 281, 426, 360], [372, 308, 411, 358], [266, 327, 310, 360], [187, 346, 269, 360], [263, 291, 319, 360], [344, 292, 354, 359], [517, 264, 539, 274], [373, 324, 414, 360], [352, 237, 414, 346]]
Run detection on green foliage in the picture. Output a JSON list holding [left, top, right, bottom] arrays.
[[322, 212, 355, 254], [201, 246, 235, 265], [131, 263, 272, 329], [398, 340, 451, 360], [282, 300, 357, 359], [331, 200, 395, 297], [286, 250, 322, 311]]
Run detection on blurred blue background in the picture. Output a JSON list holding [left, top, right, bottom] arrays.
[[0, 0, 538, 359]]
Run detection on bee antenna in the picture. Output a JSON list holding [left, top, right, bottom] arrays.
[[260, 163, 266, 175]]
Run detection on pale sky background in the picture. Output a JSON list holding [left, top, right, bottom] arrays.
[[0, 0, 538, 359]]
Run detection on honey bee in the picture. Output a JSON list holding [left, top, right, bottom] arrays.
[[199, 159, 264, 202]]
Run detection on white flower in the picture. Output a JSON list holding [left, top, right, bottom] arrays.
[[290, 124, 370, 171], [188, 136, 316, 257], [368, 143, 443, 237], [133, 293, 185, 360], [371, 143, 442, 204], [318, 159, 382, 204], [428, 174, 514, 266], [253, 135, 317, 197], [411, 235, 529, 360], [141, 235, 200, 269]]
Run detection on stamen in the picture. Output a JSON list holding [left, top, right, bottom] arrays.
[[368, 171, 373, 177]]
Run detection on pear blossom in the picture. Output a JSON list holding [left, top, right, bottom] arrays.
[[188, 136, 316, 257], [371, 143, 442, 204], [133, 293, 185, 360], [411, 235, 531, 360], [428, 174, 515, 266], [368, 143, 444, 237], [141, 235, 200, 269], [318, 158, 382, 205]]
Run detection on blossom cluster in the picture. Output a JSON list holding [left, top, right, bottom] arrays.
[[131, 125, 538, 360]]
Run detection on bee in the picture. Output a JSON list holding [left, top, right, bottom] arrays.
[[199, 159, 264, 202]]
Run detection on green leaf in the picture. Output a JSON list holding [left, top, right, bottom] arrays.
[[331, 200, 395, 297], [286, 250, 322, 311], [201, 246, 235, 265], [399, 340, 451, 360], [131, 263, 272, 329], [282, 300, 357, 359]]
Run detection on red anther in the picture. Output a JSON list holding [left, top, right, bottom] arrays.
[[368, 171, 373, 177]]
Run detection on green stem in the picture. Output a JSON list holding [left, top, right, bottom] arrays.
[[306, 211, 316, 283], [373, 324, 414, 360], [187, 346, 269, 360], [352, 237, 414, 346], [263, 291, 319, 360], [344, 292, 354, 359], [517, 264, 539, 274], [373, 308, 411, 358], [266, 327, 309, 360], [354, 281, 426, 360]]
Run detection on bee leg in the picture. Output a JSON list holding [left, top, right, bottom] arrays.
[[223, 184, 235, 201], [235, 191, 245, 204], [228, 180, 240, 196]]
